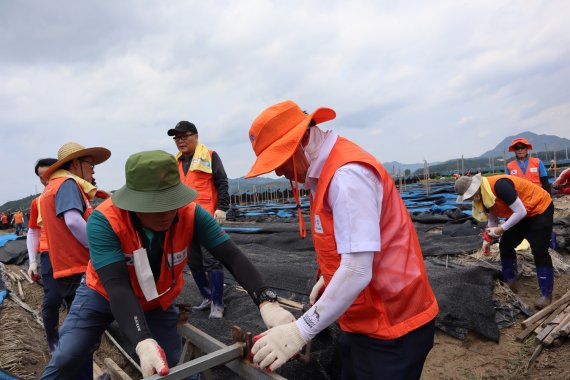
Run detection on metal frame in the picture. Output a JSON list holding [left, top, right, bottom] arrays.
[[146, 323, 287, 380]]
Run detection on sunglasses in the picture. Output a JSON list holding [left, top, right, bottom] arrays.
[[513, 145, 528, 151], [173, 133, 196, 141]]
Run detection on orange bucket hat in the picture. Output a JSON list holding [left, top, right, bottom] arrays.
[[246, 100, 336, 178], [508, 137, 533, 152]]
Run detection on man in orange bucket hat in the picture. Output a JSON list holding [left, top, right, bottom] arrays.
[[246, 100, 438, 379]]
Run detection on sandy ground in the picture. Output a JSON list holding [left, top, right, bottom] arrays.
[[1, 195, 569, 379]]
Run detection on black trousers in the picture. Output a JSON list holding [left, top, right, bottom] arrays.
[[187, 240, 223, 272], [499, 202, 554, 268], [339, 319, 435, 380]]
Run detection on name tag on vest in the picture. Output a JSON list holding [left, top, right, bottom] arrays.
[[529, 167, 538, 173], [314, 215, 324, 234]]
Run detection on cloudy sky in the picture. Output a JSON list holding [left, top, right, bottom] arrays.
[[1, 0, 569, 205]]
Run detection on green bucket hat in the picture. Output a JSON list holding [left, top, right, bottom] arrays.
[[112, 150, 198, 212]]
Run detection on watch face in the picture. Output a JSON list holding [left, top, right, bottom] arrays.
[[265, 290, 277, 299]]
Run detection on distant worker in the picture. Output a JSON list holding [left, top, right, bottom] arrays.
[[455, 173, 554, 309], [39, 142, 110, 380], [168, 121, 230, 319], [41, 150, 295, 378], [506, 137, 550, 193], [552, 167, 570, 195], [12, 210, 24, 236], [1, 212, 8, 229], [246, 100, 438, 378], [27, 158, 62, 352]]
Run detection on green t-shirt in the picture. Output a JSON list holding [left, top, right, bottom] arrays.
[[87, 204, 229, 271]]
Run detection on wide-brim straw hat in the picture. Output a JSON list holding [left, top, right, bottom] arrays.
[[112, 150, 198, 213], [508, 137, 533, 152], [245, 100, 336, 178], [43, 142, 111, 180], [455, 173, 482, 203]]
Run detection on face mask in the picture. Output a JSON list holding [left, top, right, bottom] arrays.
[[303, 126, 329, 164]]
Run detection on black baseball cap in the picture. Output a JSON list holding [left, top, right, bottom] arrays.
[[167, 121, 198, 136]]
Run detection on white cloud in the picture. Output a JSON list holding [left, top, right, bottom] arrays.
[[1, 0, 570, 204]]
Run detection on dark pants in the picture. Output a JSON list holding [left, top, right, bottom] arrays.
[[339, 319, 435, 380], [41, 281, 182, 379], [55, 273, 84, 310], [15, 223, 23, 235], [187, 240, 223, 272], [39, 251, 64, 352], [499, 202, 554, 268]]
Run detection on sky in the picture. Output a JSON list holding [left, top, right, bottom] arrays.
[[1, 0, 570, 205]]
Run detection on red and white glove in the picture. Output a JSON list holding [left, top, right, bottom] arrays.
[[136, 338, 169, 377], [485, 226, 503, 238], [252, 322, 307, 371], [481, 230, 492, 257], [214, 210, 227, 225], [28, 261, 40, 281], [259, 302, 296, 329]]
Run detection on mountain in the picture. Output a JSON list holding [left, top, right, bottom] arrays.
[[228, 176, 289, 193], [480, 132, 570, 158]]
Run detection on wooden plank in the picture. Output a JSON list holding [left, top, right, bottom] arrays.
[[277, 297, 304, 310], [17, 280, 25, 301], [19, 269, 34, 284], [533, 304, 570, 338], [544, 310, 570, 345], [93, 361, 104, 378], [104, 357, 133, 380], [522, 291, 570, 328]]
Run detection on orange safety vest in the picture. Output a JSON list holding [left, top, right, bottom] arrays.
[[14, 212, 24, 224], [86, 199, 195, 311], [1, 213, 7, 223], [178, 151, 218, 215], [507, 157, 541, 186], [40, 177, 92, 279], [29, 197, 49, 252], [310, 137, 438, 339], [487, 175, 551, 218]]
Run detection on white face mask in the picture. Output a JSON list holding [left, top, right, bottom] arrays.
[[303, 126, 329, 164]]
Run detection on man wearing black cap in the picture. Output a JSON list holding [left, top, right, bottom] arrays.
[[168, 121, 230, 318]]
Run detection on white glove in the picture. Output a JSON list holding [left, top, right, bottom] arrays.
[[214, 210, 227, 225], [28, 261, 39, 279], [252, 322, 307, 371], [486, 226, 503, 238], [260, 302, 296, 329], [135, 338, 169, 377], [309, 275, 325, 305]]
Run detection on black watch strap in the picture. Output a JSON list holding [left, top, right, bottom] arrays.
[[255, 288, 278, 306]]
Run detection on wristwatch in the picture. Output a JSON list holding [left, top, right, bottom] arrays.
[[256, 288, 278, 306]]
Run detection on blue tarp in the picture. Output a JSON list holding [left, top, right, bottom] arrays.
[[0, 234, 19, 248]]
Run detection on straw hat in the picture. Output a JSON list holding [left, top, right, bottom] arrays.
[[43, 142, 111, 180], [508, 137, 533, 152], [112, 150, 198, 212], [455, 174, 482, 203], [245, 100, 336, 178]]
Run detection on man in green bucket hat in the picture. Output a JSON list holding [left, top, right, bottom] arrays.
[[41, 150, 295, 378]]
